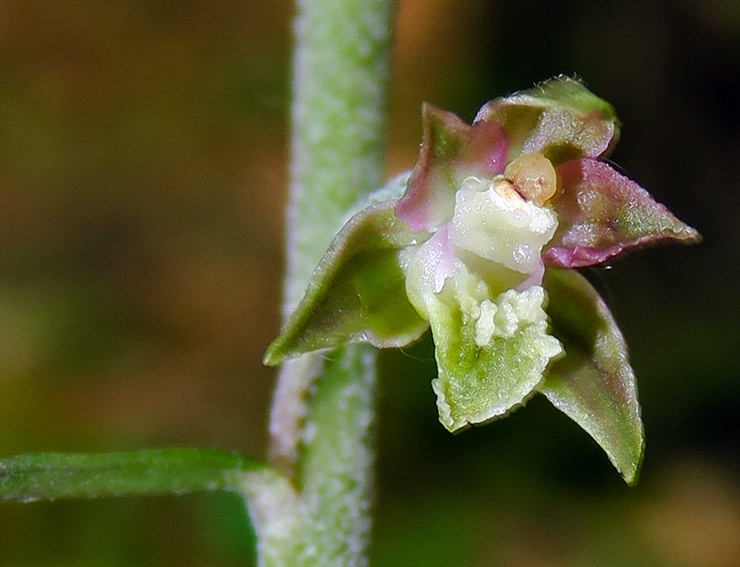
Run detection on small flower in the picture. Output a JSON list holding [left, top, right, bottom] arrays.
[[264, 77, 700, 483]]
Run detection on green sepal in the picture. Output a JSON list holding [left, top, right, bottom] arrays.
[[475, 76, 620, 164], [0, 448, 265, 502], [540, 268, 645, 484], [264, 201, 429, 366]]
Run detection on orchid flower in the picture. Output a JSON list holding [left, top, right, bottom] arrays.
[[264, 77, 700, 483]]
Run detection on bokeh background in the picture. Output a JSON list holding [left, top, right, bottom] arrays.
[[1, 0, 739, 565]]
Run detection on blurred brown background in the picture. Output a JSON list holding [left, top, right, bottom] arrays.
[[1, 0, 739, 565]]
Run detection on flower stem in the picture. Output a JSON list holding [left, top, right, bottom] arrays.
[[267, 0, 394, 563], [282, 0, 394, 317]]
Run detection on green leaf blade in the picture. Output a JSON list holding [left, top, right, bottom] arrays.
[[0, 448, 264, 502], [541, 268, 645, 484]]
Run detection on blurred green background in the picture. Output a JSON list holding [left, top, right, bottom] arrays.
[[1, 0, 739, 565]]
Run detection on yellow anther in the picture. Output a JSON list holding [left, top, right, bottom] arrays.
[[504, 153, 557, 206]]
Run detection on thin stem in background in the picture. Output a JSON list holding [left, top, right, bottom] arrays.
[[266, 0, 395, 564], [269, 0, 394, 477]]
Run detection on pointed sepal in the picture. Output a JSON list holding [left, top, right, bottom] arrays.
[[540, 268, 644, 484], [545, 158, 702, 268], [264, 201, 429, 366], [475, 76, 619, 165]]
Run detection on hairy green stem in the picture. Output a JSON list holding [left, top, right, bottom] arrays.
[[282, 0, 394, 317], [297, 345, 377, 565], [265, 0, 394, 563], [270, 0, 393, 479], [269, 0, 394, 475]]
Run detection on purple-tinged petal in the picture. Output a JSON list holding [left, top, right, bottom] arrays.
[[423, 224, 458, 294], [544, 158, 701, 268], [462, 118, 507, 176], [395, 104, 506, 232], [515, 260, 545, 291], [475, 76, 619, 165], [540, 268, 644, 484]]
